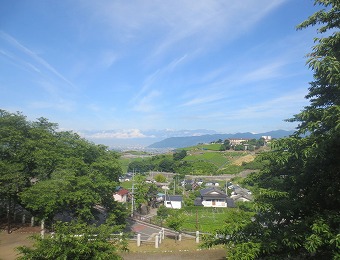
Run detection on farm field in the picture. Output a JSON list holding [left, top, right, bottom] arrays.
[[172, 207, 242, 233], [184, 151, 229, 168], [118, 142, 258, 175]]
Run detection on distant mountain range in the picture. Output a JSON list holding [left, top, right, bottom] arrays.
[[147, 130, 295, 149], [78, 129, 219, 149], [77, 129, 295, 150]]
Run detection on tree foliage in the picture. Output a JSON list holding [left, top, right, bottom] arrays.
[[166, 211, 186, 241], [0, 110, 125, 231], [173, 150, 187, 161], [204, 1, 340, 259], [17, 221, 126, 260], [154, 173, 167, 183], [219, 139, 231, 151]]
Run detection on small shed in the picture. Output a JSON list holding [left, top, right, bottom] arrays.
[[163, 195, 183, 209], [113, 188, 129, 203]]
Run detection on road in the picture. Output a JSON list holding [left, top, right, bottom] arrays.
[[184, 169, 257, 181], [127, 218, 163, 241]]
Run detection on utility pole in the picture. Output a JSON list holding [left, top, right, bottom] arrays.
[[131, 169, 135, 217], [225, 178, 228, 195]]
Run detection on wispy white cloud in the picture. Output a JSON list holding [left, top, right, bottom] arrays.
[[28, 99, 76, 112], [223, 89, 309, 120], [130, 54, 187, 112], [82, 0, 287, 59], [99, 50, 118, 68], [0, 31, 74, 87], [0, 49, 41, 73], [81, 129, 152, 139], [241, 62, 285, 83], [180, 92, 224, 107], [132, 90, 161, 113]]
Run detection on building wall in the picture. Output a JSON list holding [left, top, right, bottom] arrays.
[[113, 194, 127, 203], [164, 200, 181, 209], [202, 199, 227, 207]]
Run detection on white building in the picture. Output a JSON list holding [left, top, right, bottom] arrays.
[[195, 187, 234, 208], [163, 195, 182, 209]]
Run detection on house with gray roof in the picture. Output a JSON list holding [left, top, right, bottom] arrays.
[[163, 195, 183, 209], [195, 187, 234, 208]]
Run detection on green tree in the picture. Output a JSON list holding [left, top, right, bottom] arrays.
[[219, 139, 231, 151], [0, 110, 32, 233], [127, 160, 152, 173], [157, 205, 170, 226], [133, 175, 149, 213], [173, 150, 187, 160], [0, 110, 124, 231], [17, 221, 126, 260], [233, 144, 244, 151], [166, 212, 186, 241], [158, 158, 175, 172], [154, 173, 167, 183], [204, 1, 340, 259]]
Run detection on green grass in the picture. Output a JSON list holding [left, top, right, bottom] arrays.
[[198, 143, 222, 151], [119, 181, 133, 190], [184, 143, 221, 151], [179, 207, 239, 232], [184, 152, 228, 168], [119, 158, 132, 173], [217, 164, 244, 175]]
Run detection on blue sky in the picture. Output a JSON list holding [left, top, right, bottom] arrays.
[[1, 1, 320, 141]]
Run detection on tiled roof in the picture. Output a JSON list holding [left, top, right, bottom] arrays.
[[164, 195, 183, 202], [116, 189, 129, 196]]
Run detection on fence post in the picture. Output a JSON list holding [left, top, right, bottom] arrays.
[[155, 235, 159, 248], [40, 219, 45, 239], [22, 214, 26, 224], [196, 231, 199, 243], [178, 233, 182, 241], [31, 216, 35, 227], [137, 234, 141, 247], [162, 228, 165, 239], [159, 231, 162, 244]]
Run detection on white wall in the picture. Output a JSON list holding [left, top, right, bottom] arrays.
[[202, 199, 227, 207], [164, 200, 181, 209], [113, 194, 127, 203]]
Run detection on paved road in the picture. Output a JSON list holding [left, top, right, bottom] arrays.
[[126, 219, 166, 241], [185, 169, 257, 180]]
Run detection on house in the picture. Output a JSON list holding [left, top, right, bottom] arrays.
[[195, 187, 233, 207], [163, 195, 182, 209], [231, 194, 252, 202], [228, 138, 250, 146], [113, 188, 130, 203]]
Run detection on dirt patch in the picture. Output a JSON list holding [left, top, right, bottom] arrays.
[[120, 249, 226, 260], [0, 229, 226, 260], [120, 238, 226, 259], [231, 154, 255, 166], [0, 227, 38, 260]]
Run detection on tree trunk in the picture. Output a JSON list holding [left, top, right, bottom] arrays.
[[7, 196, 11, 234]]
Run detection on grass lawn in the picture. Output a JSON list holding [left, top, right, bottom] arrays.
[[183, 207, 235, 232], [167, 207, 240, 233], [184, 152, 228, 168], [119, 157, 132, 173], [122, 239, 226, 260], [119, 181, 133, 190]]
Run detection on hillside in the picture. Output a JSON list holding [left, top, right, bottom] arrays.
[[148, 130, 294, 148]]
